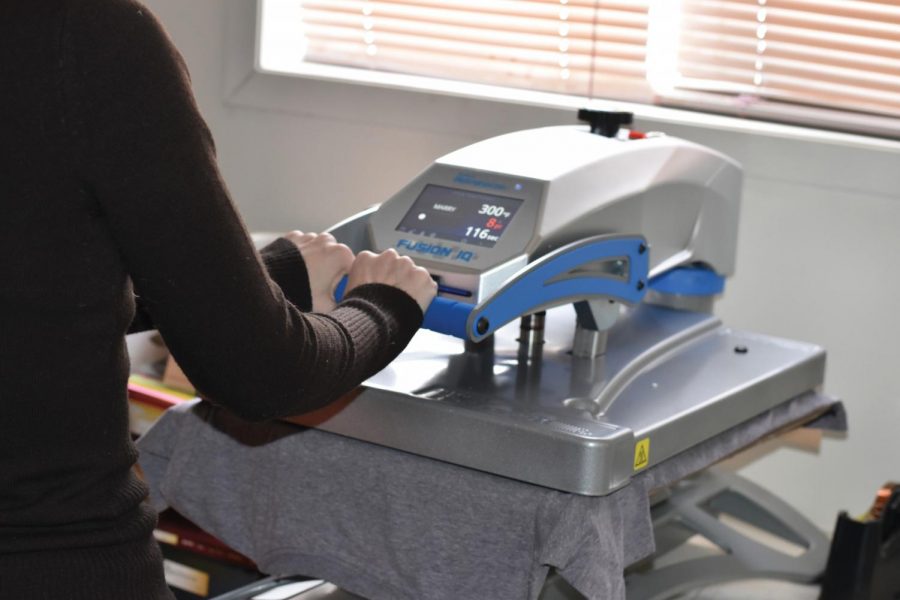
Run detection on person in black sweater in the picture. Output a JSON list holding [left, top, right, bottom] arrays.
[[0, 1, 435, 598]]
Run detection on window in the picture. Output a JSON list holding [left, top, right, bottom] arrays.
[[257, 0, 900, 137], [654, 0, 900, 137]]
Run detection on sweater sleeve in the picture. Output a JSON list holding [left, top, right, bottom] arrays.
[[128, 237, 314, 334], [63, 0, 422, 421], [258, 237, 313, 313]]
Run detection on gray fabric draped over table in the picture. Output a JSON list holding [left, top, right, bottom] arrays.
[[137, 392, 843, 600]]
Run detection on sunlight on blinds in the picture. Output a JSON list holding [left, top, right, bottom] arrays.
[[258, 0, 900, 136], [650, 0, 900, 124], [269, 0, 652, 102]]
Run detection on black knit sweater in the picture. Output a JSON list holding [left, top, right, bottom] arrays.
[[0, 1, 421, 598]]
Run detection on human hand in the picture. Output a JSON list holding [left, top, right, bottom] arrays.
[[284, 231, 354, 313], [346, 249, 437, 314]]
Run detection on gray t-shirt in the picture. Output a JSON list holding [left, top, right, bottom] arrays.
[[137, 392, 840, 600]]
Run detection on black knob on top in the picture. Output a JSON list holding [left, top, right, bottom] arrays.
[[577, 109, 633, 138]]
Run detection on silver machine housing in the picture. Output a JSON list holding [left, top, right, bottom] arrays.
[[321, 122, 826, 496]]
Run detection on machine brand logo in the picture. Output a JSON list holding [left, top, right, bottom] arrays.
[[397, 239, 474, 262], [453, 173, 506, 191]]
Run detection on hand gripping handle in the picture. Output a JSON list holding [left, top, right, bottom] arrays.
[[333, 234, 648, 342]]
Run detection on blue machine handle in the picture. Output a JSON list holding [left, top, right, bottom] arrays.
[[333, 234, 648, 342], [465, 235, 648, 342], [334, 277, 473, 338]]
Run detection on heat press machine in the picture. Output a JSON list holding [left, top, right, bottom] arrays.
[[324, 109, 826, 497], [206, 110, 836, 600]]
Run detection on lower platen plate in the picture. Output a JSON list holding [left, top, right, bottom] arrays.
[[315, 304, 825, 495]]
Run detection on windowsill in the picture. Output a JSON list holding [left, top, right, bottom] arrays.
[[257, 59, 900, 152], [223, 0, 900, 198]]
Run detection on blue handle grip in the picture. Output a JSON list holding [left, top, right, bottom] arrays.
[[422, 298, 475, 339], [334, 277, 474, 339]]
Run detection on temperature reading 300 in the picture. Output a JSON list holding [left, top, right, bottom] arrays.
[[479, 204, 511, 218]]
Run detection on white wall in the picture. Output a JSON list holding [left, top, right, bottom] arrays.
[[145, 0, 900, 532]]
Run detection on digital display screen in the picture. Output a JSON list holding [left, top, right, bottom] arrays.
[[395, 185, 523, 248]]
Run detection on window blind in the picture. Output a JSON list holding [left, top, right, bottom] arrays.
[[659, 0, 900, 133], [297, 0, 653, 101], [260, 0, 900, 136]]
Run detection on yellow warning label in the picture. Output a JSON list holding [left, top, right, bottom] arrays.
[[633, 438, 650, 470]]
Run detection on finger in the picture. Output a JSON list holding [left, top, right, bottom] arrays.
[[288, 232, 316, 247], [354, 250, 377, 267], [335, 244, 355, 268]]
